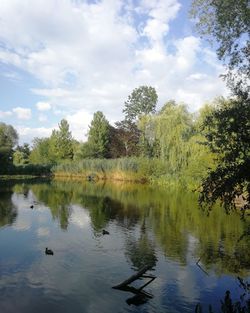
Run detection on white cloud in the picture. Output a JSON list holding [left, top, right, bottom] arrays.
[[16, 126, 55, 144], [141, 0, 181, 43], [36, 101, 51, 111], [66, 109, 93, 142], [0, 0, 228, 144], [0, 110, 12, 118], [38, 114, 48, 122], [13, 107, 32, 120]]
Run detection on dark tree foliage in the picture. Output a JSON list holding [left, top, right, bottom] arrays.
[[113, 120, 140, 157], [107, 126, 125, 158], [191, 0, 250, 211], [199, 94, 250, 212], [123, 86, 158, 121], [190, 0, 250, 92]]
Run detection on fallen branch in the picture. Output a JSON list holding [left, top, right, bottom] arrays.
[[196, 258, 209, 276], [112, 265, 153, 289]]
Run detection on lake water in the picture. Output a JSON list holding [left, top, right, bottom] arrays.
[[0, 179, 249, 313]]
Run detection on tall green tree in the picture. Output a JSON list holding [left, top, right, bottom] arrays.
[[50, 119, 74, 161], [87, 111, 110, 158], [0, 122, 18, 170], [123, 86, 158, 121]]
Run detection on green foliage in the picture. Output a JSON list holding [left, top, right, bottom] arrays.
[[87, 111, 110, 158], [29, 137, 54, 165], [190, 0, 250, 212], [13, 143, 30, 165], [139, 101, 195, 172], [50, 119, 74, 161], [123, 85, 158, 121], [190, 0, 250, 91], [199, 95, 250, 212], [0, 122, 18, 171], [29, 119, 73, 164]]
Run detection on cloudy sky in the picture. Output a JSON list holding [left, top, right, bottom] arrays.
[[0, 0, 228, 144]]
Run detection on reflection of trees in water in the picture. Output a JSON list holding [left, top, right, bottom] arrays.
[[152, 205, 188, 264], [0, 189, 17, 227], [125, 223, 157, 270], [21, 179, 250, 276], [31, 182, 73, 230]]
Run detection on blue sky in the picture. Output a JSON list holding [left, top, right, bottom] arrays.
[[0, 0, 227, 144]]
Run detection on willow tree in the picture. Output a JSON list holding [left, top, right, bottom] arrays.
[[154, 101, 194, 173]]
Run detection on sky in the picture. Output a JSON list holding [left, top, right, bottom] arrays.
[[0, 0, 228, 145]]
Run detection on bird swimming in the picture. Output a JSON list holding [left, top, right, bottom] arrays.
[[102, 229, 110, 235], [45, 247, 54, 255]]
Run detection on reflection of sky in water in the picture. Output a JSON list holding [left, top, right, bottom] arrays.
[[0, 182, 249, 313], [37, 227, 50, 237], [69, 205, 90, 229]]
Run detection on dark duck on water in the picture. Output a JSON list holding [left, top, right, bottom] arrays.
[[45, 247, 54, 255]]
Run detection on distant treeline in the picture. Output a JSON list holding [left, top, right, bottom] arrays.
[[0, 86, 244, 192]]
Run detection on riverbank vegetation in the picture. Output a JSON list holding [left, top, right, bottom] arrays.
[[0, 92, 249, 211], [0, 96, 217, 184]]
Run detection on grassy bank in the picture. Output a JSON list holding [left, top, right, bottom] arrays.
[[52, 157, 201, 188], [0, 158, 205, 189]]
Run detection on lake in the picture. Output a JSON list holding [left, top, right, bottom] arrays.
[[0, 179, 249, 313]]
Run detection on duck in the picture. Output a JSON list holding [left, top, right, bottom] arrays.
[[30, 205, 34, 209], [102, 229, 110, 235], [45, 247, 54, 255]]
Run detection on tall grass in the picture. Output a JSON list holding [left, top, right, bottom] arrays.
[[0, 157, 204, 188], [52, 157, 196, 187]]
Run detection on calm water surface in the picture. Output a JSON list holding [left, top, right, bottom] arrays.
[[0, 179, 249, 313]]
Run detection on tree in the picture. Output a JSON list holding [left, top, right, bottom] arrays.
[[190, 0, 250, 211], [123, 86, 158, 121], [50, 119, 74, 161], [29, 137, 54, 164], [190, 0, 250, 92], [87, 111, 110, 158], [199, 95, 250, 212], [13, 143, 30, 165], [111, 120, 140, 157], [0, 122, 18, 170]]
